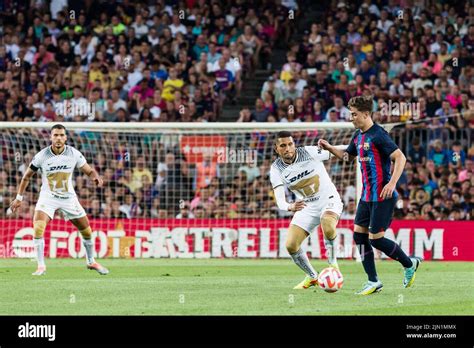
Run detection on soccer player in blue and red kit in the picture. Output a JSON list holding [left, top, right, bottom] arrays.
[[319, 95, 421, 295]]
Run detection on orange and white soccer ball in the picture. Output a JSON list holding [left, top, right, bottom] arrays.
[[317, 267, 344, 293]]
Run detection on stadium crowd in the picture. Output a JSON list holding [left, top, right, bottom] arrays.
[[0, 0, 472, 221], [0, 0, 297, 122]]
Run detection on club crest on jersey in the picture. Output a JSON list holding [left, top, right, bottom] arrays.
[[363, 142, 370, 151], [288, 169, 314, 183]]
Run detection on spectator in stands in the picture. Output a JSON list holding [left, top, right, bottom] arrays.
[[161, 68, 184, 102], [236, 107, 252, 122], [446, 85, 463, 109], [409, 67, 433, 95], [434, 100, 453, 124], [428, 140, 449, 167], [341, 199, 356, 219], [128, 78, 154, 102], [88, 197, 102, 218], [211, 48, 243, 99], [331, 61, 354, 84], [251, 98, 270, 122], [191, 203, 206, 218], [196, 153, 220, 190], [215, 57, 235, 111], [130, 157, 153, 192], [408, 137, 426, 165], [119, 194, 142, 219], [449, 140, 466, 168], [389, 50, 406, 78], [176, 201, 195, 219], [325, 96, 351, 121], [190, 185, 216, 212], [238, 24, 261, 78], [192, 34, 209, 61]]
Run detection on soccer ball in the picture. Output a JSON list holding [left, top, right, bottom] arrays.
[[317, 267, 344, 293]]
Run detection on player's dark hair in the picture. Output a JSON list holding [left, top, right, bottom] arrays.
[[51, 124, 66, 132], [276, 131, 292, 139], [274, 131, 293, 157], [348, 95, 373, 113]]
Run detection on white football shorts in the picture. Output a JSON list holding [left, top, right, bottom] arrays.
[[35, 193, 87, 221], [290, 193, 344, 234]]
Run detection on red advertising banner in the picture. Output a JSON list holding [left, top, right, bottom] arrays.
[[0, 219, 472, 261], [180, 135, 227, 163]]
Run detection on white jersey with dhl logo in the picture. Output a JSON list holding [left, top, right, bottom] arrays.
[[31, 145, 87, 199], [270, 146, 340, 206]]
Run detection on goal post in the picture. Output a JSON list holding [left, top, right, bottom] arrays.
[[0, 122, 362, 260]]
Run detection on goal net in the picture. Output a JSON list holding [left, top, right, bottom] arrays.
[[0, 122, 359, 260]]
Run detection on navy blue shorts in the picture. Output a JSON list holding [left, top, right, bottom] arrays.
[[354, 196, 397, 233]]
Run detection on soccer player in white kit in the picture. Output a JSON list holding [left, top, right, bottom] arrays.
[[9, 124, 109, 276], [270, 131, 345, 289]]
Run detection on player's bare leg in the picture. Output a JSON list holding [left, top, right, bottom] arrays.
[[70, 216, 109, 275], [354, 225, 382, 295], [286, 224, 318, 289], [320, 211, 340, 269], [32, 211, 50, 276]]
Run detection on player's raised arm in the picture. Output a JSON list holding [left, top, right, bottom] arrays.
[[79, 163, 104, 187], [9, 167, 36, 213], [318, 139, 353, 161], [305, 144, 349, 161]]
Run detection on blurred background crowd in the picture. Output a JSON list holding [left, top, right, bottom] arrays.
[[0, 0, 297, 122], [0, 0, 472, 221]]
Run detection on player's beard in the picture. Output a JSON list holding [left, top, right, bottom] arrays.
[[53, 141, 65, 153], [283, 151, 296, 163]]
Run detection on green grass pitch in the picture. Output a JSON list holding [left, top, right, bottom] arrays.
[[0, 259, 472, 315]]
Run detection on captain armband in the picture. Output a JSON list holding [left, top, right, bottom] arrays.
[[29, 163, 39, 172]]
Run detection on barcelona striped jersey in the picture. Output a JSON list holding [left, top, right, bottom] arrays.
[[346, 123, 399, 202]]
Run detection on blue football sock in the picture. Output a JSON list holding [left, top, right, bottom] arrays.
[[370, 237, 413, 268], [354, 232, 378, 282]]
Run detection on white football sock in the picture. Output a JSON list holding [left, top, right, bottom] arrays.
[[83, 239, 95, 264], [290, 249, 318, 278], [34, 238, 45, 267], [324, 238, 338, 265]]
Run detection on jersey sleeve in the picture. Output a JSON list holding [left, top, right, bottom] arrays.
[[374, 128, 399, 158], [304, 146, 331, 161], [73, 148, 87, 168], [30, 152, 43, 172], [269, 165, 283, 189], [345, 132, 358, 157]]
